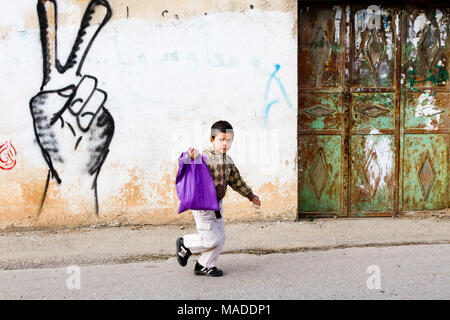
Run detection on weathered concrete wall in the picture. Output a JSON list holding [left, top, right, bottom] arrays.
[[0, 0, 298, 229]]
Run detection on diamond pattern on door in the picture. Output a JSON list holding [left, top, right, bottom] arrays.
[[417, 151, 436, 201], [352, 7, 394, 87], [402, 134, 447, 211], [365, 30, 387, 74], [310, 149, 329, 200], [299, 135, 342, 214], [310, 25, 331, 76], [304, 105, 336, 117], [363, 149, 382, 199], [356, 104, 390, 118], [418, 26, 440, 72]]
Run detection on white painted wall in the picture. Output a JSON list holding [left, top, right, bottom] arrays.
[[0, 0, 297, 228]]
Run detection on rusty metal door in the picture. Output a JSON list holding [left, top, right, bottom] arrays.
[[298, 3, 449, 217]]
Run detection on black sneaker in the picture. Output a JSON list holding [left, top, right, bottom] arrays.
[[176, 237, 191, 267], [194, 262, 223, 277]]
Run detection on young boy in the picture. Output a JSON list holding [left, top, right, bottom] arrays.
[[176, 120, 261, 277]]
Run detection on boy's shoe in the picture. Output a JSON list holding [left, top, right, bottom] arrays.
[[194, 262, 223, 277], [176, 237, 191, 267]]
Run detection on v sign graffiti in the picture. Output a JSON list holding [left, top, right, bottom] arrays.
[[29, 0, 115, 216]]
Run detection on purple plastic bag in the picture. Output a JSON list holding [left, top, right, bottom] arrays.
[[175, 151, 219, 214]]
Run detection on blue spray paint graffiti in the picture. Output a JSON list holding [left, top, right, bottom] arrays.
[[204, 33, 239, 68], [263, 64, 293, 126]]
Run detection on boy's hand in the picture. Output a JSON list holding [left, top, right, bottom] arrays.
[[188, 147, 199, 159], [251, 195, 261, 207]]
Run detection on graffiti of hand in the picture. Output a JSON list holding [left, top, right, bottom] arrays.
[[29, 0, 114, 215]]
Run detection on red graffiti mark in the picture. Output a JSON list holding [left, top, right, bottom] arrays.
[[0, 140, 17, 170]]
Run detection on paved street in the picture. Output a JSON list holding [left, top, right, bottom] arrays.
[[0, 243, 448, 300]]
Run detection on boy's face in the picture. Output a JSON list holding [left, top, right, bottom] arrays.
[[210, 132, 233, 154]]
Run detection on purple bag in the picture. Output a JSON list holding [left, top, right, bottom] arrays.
[[175, 151, 219, 214]]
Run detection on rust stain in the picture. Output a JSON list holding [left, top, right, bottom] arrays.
[[153, 167, 178, 207], [217, 180, 297, 222], [0, 161, 45, 222], [115, 167, 145, 208], [109, 165, 178, 210], [19, 177, 46, 210]]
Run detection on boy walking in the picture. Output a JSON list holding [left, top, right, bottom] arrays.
[[176, 120, 261, 277]]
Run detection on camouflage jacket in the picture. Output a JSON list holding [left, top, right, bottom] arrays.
[[201, 147, 255, 203]]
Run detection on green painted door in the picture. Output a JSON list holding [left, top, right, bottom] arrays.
[[298, 4, 449, 217], [401, 8, 449, 212], [298, 5, 346, 216]]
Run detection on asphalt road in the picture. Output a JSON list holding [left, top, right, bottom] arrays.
[[0, 244, 448, 300]]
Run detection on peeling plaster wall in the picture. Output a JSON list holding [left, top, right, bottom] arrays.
[[0, 0, 298, 229]]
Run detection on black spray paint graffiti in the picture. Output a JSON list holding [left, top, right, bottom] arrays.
[[29, 0, 115, 216], [161, 10, 179, 20]]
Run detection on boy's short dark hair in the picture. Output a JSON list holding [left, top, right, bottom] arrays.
[[211, 120, 234, 140]]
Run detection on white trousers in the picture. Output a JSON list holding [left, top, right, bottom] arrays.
[[183, 203, 225, 269]]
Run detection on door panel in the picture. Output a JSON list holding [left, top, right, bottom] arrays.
[[299, 93, 344, 131], [298, 4, 345, 216], [403, 8, 450, 91], [402, 134, 448, 210], [350, 6, 399, 215], [352, 6, 396, 88], [299, 5, 344, 89], [350, 134, 395, 214], [404, 92, 449, 130], [298, 135, 343, 214], [401, 7, 449, 213], [352, 93, 395, 131]]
